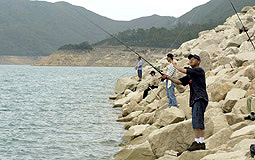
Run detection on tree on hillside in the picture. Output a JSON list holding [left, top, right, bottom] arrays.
[[58, 41, 93, 51]]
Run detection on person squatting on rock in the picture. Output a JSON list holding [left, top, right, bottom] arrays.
[[166, 53, 178, 107], [244, 94, 255, 121], [161, 54, 209, 151], [135, 56, 143, 82], [142, 71, 159, 99]]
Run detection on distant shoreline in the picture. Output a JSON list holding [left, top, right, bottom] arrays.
[[0, 56, 41, 65]]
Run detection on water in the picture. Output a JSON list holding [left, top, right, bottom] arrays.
[[0, 65, 134, 160]]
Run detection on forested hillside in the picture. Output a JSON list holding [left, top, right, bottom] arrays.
[[0, 0, 254, 56], [95, 21, 220, 49]]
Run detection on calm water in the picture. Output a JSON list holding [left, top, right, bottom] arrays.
[[0, 65, 134, 160]]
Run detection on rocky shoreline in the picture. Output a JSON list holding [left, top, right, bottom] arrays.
[[111, 6, 255, 160], [33, 46, 169, 67]]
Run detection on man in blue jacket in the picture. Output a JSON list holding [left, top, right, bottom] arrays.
[[161, 54, 208, 151]]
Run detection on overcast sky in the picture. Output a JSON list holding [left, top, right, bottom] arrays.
[[43, 0, 211, 21]]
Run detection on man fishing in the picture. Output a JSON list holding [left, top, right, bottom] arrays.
[[161, 54, 208, 151], [135, 56, 143, 81], [166, 53, 178, 108]]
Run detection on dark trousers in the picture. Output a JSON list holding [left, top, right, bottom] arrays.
[[143, 86, 158, 99]]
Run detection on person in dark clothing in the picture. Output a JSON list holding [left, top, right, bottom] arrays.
[[143, 71, 159, 99], [161, 54, 208, 151]]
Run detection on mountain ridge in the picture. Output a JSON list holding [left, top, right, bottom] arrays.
[[0, 0, 254, 56]]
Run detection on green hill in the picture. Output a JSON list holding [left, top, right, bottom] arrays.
[[178, 0, 255, 24], [0, 0, 175, 56], [0, 0, 254, 56]]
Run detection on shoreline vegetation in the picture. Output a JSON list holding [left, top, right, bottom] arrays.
[[111, 6, 255, 160]]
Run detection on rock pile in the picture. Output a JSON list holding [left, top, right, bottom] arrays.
[[111, 6, 255, 160]]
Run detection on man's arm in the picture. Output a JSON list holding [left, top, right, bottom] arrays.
[[167, 75, 182, 85], [169, 58, 187, 74], [173, 63, 186, 74], [161, 74, 182, 85]]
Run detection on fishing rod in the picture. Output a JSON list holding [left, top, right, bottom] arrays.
[[228, 0, 255, 50], [75, 8, 164, 76]]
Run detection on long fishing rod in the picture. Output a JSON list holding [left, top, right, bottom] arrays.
[[75, 8, 164, 76], [228, 0, 255, 50]]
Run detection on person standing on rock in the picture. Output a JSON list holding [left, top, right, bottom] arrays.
[[161, 54, 208, 151], [135, 56, 143, 82], [166, 53, 178, 108]]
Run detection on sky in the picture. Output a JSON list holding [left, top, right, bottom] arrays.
[[43, 0, 211, 21]]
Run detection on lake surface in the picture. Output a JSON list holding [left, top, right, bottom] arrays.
[[0, 65, 134, 160]]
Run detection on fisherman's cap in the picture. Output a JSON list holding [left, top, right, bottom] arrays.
[[188, 54, 201, 61], [167, 53, 174, 60], [150, 71, 156, 75], [138, 56, 142, 59]]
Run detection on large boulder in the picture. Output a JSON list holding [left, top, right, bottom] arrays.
[[211, 82, 234, 102], [234, 77, 251, 90], [113, 91, 139, 108], [153, 107, 185, 128], [235, 52, 255, 67], [205, 108, 230, 134], [216, 56, 232, 66], [216, 68, 233, 76], [201, 150, 248, 160], [198, 51, 212, 72], [235, 14, 255, 31], [244, 67, 255, 81], [205, 127, 233, 150], [116, 111, 143, 122], [221, 99, 238, 113], [225, 113, 244, 126], [239, 41, 255, 53], [115, 141, 156, 160], [230, 121, 253, 132], [230, 124, 255, 139], [222, 88, 247, 113], [122, 124, 150, 143], [233, 138, 255, 151], [122, 100, 138, 116], [206, 76, 220, 86], [176, 94, 192, 119], [129, 125, 158, 145], [225, 33, 249, 48], [137, 112, 155, 125], [247, 79, 255, 96], [114, 77, 137, 94], [178, 150, 217, 160], [148, 119, 213, 158], [144, 100, 160, 113], [222, 47, 239, 56], [231, 98, 249, 115], [241, 6, 253, 13], [225, 88, 247, 100]]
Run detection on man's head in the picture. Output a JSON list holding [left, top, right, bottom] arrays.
[[167, 53, 174, 62], [138, 56, 141, 60], [150, 71, 156, 76], [188, 54, 201, 68]]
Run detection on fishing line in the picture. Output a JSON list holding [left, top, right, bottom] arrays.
[[228, 0, 255, 50], [74, 8, 164, 75]]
